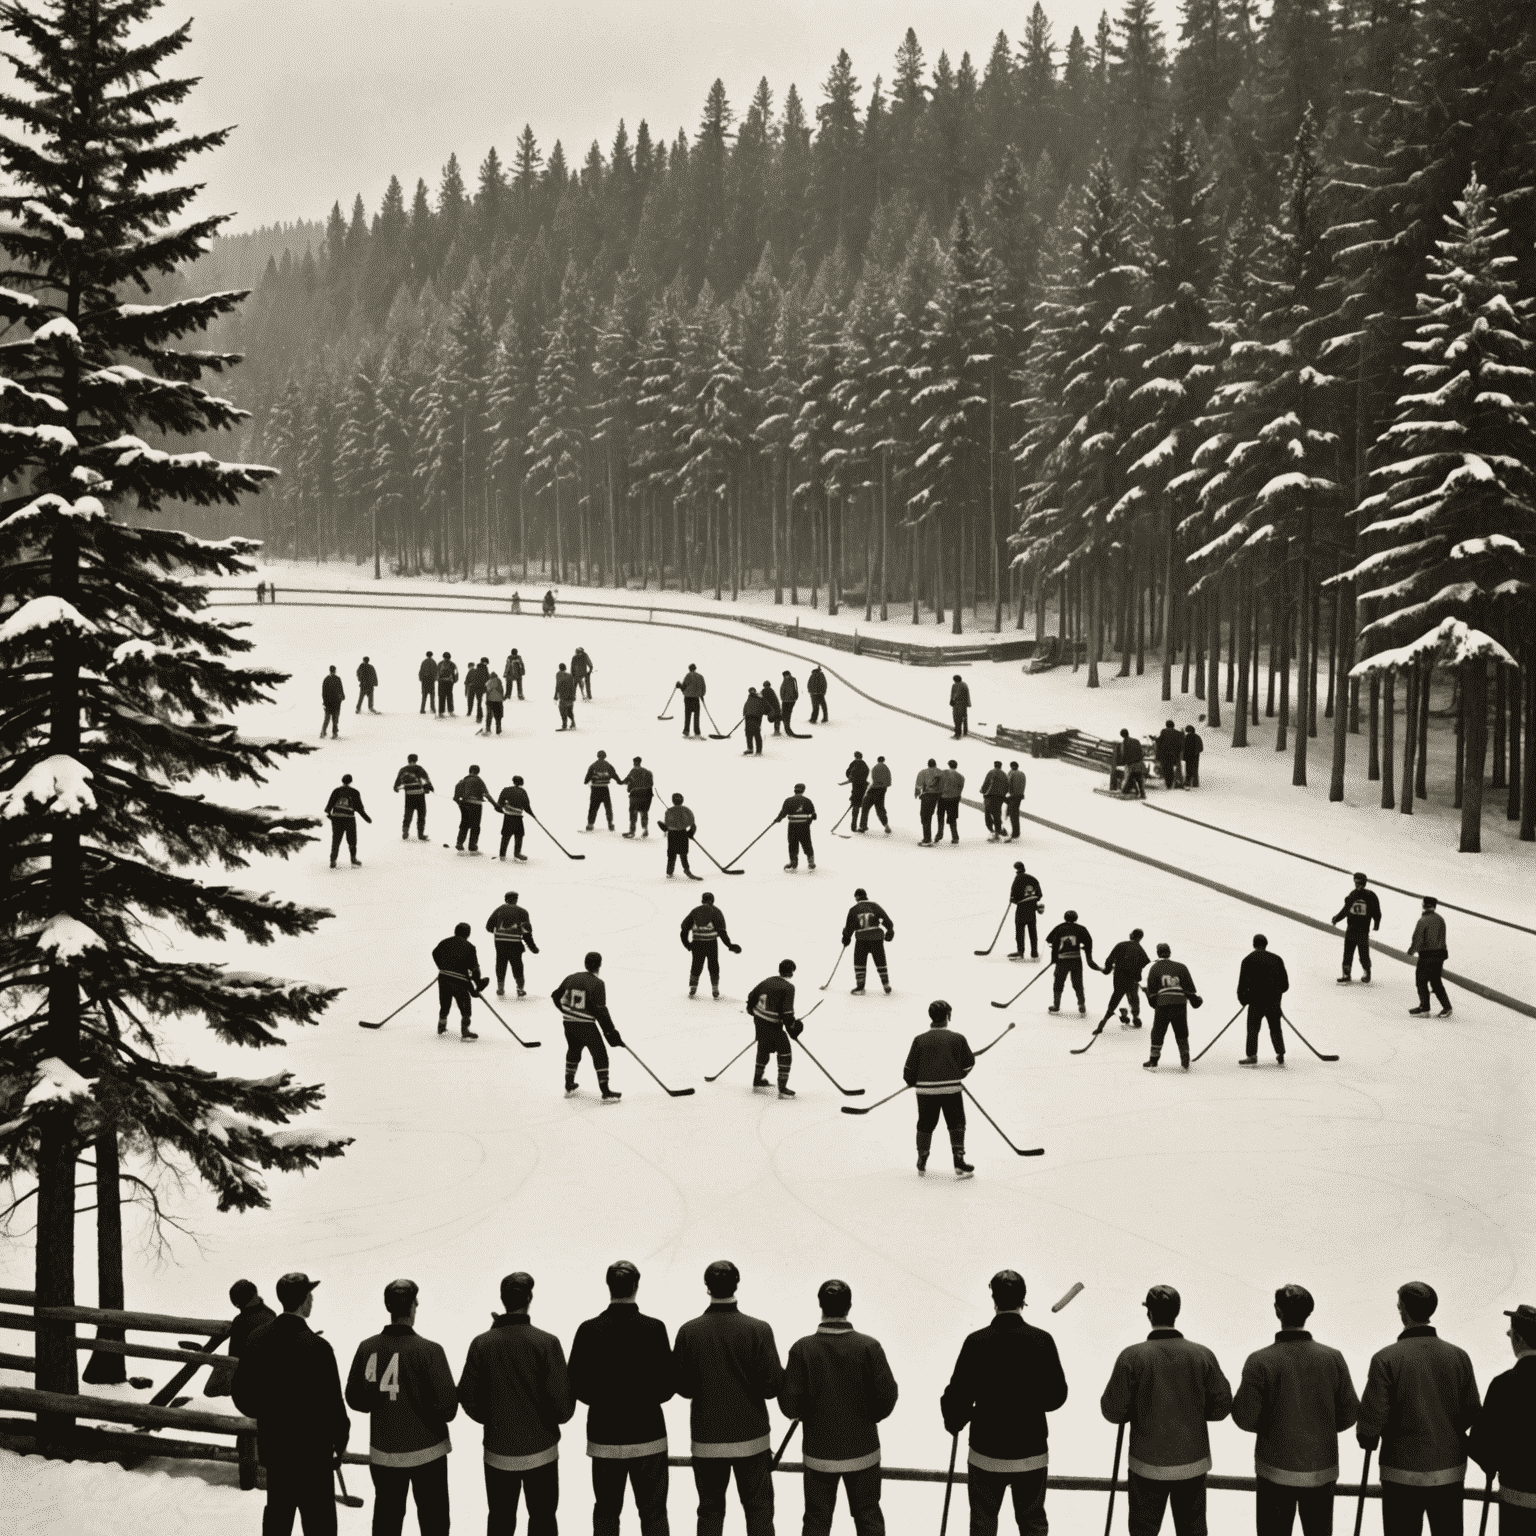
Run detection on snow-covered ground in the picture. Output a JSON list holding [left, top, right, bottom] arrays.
[[6, 560, 1533, 1536]]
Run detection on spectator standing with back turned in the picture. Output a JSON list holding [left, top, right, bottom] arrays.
[[320, 665, 344, 738], [1469, 1302, 1536, 1536], [807, 665, 829, 724], [1408, 898, 1453, 1018], [950, 674, 971, 738], [355, 656, 378, 714]]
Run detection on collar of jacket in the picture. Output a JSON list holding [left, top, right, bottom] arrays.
[[706, 1301, 739, 1313], [1274, 1330, 1313, 1343], [383, 1324, 416, 1337], [990, 1313, 1026, 1331], [608, 1299, 639, 1309], [492, 1314, 531, 1330], [1399, 1326, 1438, 1340], [274, 1312, 313, 1334], [1147, 1329, 1184, 1339], [817, 1319, 853, 1334]]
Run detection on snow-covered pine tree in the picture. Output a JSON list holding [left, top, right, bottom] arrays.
[[334, 359, 379, 572], [791, 286, 847, 613], [630, 296, 687, 589], [592, 264, 647, 585], [1340, 175, 1536, 849], [527, 262, 593, 584], [0, 0, 347, 1431]]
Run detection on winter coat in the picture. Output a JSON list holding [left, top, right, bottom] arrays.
[[457, 1313, 574, 1471], [780, 1320, 898, 1473], [743, 692, 766, 719], [663, 804, 696, 834], [1410, 912, 1448, 956], [936, 767, 965, 799], [680, 670, 707, 698], [568, 1301, 675, 1457], [571, 651, 592, 678], [807, 668, 827, 696], [1237, 950, 1290, 1004], [436, 658, 459, 685], [902, 1026, 975, 1095], [554, 671, 577, 702], [505, 653, 526, 680], [1007, 769, 1027, 798], [454, 773, 490, 804], [1232, 1330, 1359, 1487], [1469, 1354, 1536, 1502], [621, 766, 654, 802], [871, 761, 893, 789], [346, 1323, 459, 1467], [418, 656, 438, 684], [484, 673, 505, 704], [673, 1302, 785, 1457], [1333, 888, 1382, 931], [780, 675, 799, 703], [321, 673, 344, 706], [941, 1313, 1068, 1472], [980, 769, 1009, 799], [950, 681, 972, 708], [232, 1312, 350, 1469], [357, 662, 378, 688], [914, 766, 943, 797], [1358, 1327, 1480, 1485], [1101, 1329, 1232, 1479]]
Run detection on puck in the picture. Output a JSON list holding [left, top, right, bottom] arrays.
[[1051, 1281, 1084, 1313]]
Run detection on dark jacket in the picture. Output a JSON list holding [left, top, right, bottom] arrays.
[[584, 759, 620, 787], [1010, 872, 1043, 908], [682, 904, 731, 946], [936, 767, 966, 799], [357, 662, 378, 688], [433, 934, 482, 981], [437, 658, 459, 685], [457, 1313, 575, 1471], [807, 668, 827, 697], [903, 1026, 975, 1095], [743, 692, 766, 719], [1358, 1326, 1480, 1484], [324, 784, 369, 821], [1237, 950, 1290, 1004], [842, 900, 893, 947], [950, 681, 972, 708], [780, 1319, 898, 1473], [1103, 940, 1150, 979], [776, 795, 816, 824], [1156, 727, 1183, 762], [232, 1311, 350, 1468], [554, 671, 577, 702], [680, 670, 707, 699], [980, 768, 1009, 799], [780, 675, 799, 703], [1146, 958, 1198, 1008], [673, 1301, 785, 1456], [1101, 1329, 1232, 1479], [845, 758, 870, 787], [1182, 731, 1203, 761], [941, 1313, 1068, 1471], [505, 653, 526, 680], [571, 651, 592, 678], [321, 673, 344, 706], [1232, 1330, 1359, 1486], [394, 762, 433, 795], [454, 773, 490, 804], [1046, 921, 1093, 967], [418, 656, 438, 684], [206, 1298, 276, 1398], [1333, 887, 1382, 931], [496, 783, 532, 816], [621, 766, 654, 801], [1469, 1354, 1536, 1500], [568, 1301, 675, 1455], [487, 903, 536, 948], [345, 1323, 459, 1467], [747, 974, 797, 1025]]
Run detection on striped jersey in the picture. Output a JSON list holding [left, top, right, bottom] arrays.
[[554, 971, 606, 1025], [682, 905, 726, 944], [487, 903, 533, 944], [746, 975, 795, 1024], [777, 795, 815, 824]]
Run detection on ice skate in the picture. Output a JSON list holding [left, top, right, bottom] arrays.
[[688, 985, 697, 998], [953, 1159, 975, 1180], [1143, 1057, 1159, 1071], [564, 1077, 579, 1097], [1336, 975, 1353, 984], [1437, 1006, 1452, 1017], [437, 1018, 448, 1036], [516, 988, 526, 998], [600, 1088, 622, 1103], [1408, 1005, 1430, 1015], [850, 985, 865, 995], [777, 1085, 796, 1099], [916, 1151, 929, 1176], [1047, 1004, 1060, 1014], [460, 1029, 478, 1041], [752, 1075, 770, 1091], [1239, 1055, 1258, 1066], [882, 983, 892, 994], [497, 986, 505, 997], [711, 987, 719, 999]]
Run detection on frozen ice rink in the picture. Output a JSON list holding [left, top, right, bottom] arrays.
[[6, 568, 1533, 1536]]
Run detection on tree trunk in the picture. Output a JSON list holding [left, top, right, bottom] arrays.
[[1507, 662, 1522, 821], [1329, 581, 1354, 802], [827, 491, 840, 617], [1276, 562, 1291, 752], [1398, 662, 1418, 816], [951, 504, 962, 635], [1492, 665, 1507, 788], [1521, 657, 1535, 841], [1232, 576, 1250, 747], [1416, 666, 1430, 800], [1206, 586, 1221, 727], [1087, 569, 1101, 688], [1454, 681, 1465, 808], [1325, 588, 1337, 719], [1368, 674, 1380, 780], [1459, 660, 1487, 852], [1380, 669, 1396, 810], [1161, 514, 1175, 702], [1292, 553, 1311, 785], [80, 1129, 126, 1385], [879, 451, 889, 621]]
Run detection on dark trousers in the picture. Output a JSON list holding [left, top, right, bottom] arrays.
[[1342, 930, 1372, 977], [565, 1020, 609, 1074], [262, 1459, 337, 1536], [1381, 1481, 1464, 1536], [1158, 754, 1179, 790], [485, 1460, 558, 1536], [1104, 976, 1142, 1021], [1184, 756, 1200, 787], [809, 693, 828, 723], [1150, 1005, 1191, 1062], [509, 675, 525, 699], [576, 673, 592, 699], [1498, 1505, 1536, 1536], [587, 787, 614, 828], [495, 941, 526, 990], [1006, 796, 1022, 838], [690, 941, 720, 987], [356, 685, 375, 713], [693, 1451, 773, 1536], [781, 701, 797, 734], [1256, 1477, 1334, 1536], [803, 1465, 882, 1536], [370, 1457, 449, 1536], [916, 1092, 966, 1154], [788, 824, 814, 866], [683, 698, 702, 735], [438, 683, 455, 713], [745, 717, 763, 753], [968, 1465, 1047, 1536], [420, 682, 435, 713], [1014, 907, 1038, 958], [941, 799, 960, 841], [984, 796, 1005, 834], [853, 940, 888, 985], [468, 689, 484, 721], [1246, 1001, 1284, 1057], [628, 799, 649, 833], [848, 786, 866, 826], [592, 1451, 669, 1536], [558, 701, 575, 728], [438, 977, 473, 1026], [860, 787, 889, 830], [1128, 1471, 1207, 1536], [458, 802, 483, 850], [920, 794, 939, 842], [1415, 952, 1451, 1010], [754, 1018, 793, 1083], [329, 819, 357, 862], [499, 815, 525, 858], [322, 705, 341, 737], [485, 701, 503, 733], [953, 708, 969, 738], [666, 830, 694, 874], [402, 795, 427, 838], [1052, 960, 1084, 1006]]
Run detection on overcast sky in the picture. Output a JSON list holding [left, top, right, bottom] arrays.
[[174, 0, 1178, 232]]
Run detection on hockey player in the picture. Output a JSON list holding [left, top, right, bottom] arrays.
[[861, 756, 892, 833], [937, 760, 966, 844], [663, 793, 702, 880], [779, 671, 800, 735], [344, 1279, 458, 1536], [980, 760, 1008, 841], [672, 1260, 785, 1536], [950, 674, 971, 738], [775, 783, 816, 871], [903, 1001, 975, 1178], [746, 960, 801, 1098], [742, 688, 766, 756], [761, 678, 783, 736], [432, 923, 487, 1040], [481, 669, 505, 735], [418, 651, 438, 714], [553, 663, 577, 729], [681, 893, 741, 998], [842, 751, 870, 828], [504, 648, 526, 700], [324, 774, 371, 867], [320, 665, 344, 738], [807, 665, 828, 723], [494, 775, 531, 861], [1143, 943, 1201, 1071], [464, 656, 489, 721], [1331, 873, 1382, 984], [355, 656, 379, 714], [436, 652, 459, 715], [621, 757, 654, 837], [678, 663, 707, 737], [486, 891, 540, 997], [941, 1270, 1068, 1536], [1408, 898, 1453, 1017], [915, 759, 942, 845], [454, 764, 492, 853], [456, 1271, 574, 1536], [583, 751, 619, 831], [394, 754, 433, 841], [1237, 935, 1288, 1065], [779, 1280, 898, 1536], [843, 888, 894, 995], [1045, 910, 1094, 1014], [1005, 761, 1027, 842], [571, 646, 594, 699], [553, 952, 624, 1101], [1008, 863, 1044, 961], [1100, 928, 1149, 1028]]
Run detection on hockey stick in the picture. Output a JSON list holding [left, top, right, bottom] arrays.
[[1070, 1017, 1113, 1055], [336, 1465, 364, 1509], [1352, 1448, 1373, 1536], [1282, 1011, 1340, 1062], [623, 1042, 696, 1097], [974, 903, 1012, 956], [359, 979, 435, 1030], [528, 811, 586, 860], [474, 990, 541, 1047], [939, 1431, 960, 1536], [1104, 1423, 1126, 1536], [770, 1420, 800, 1470], [794, 1036, 865, 1095], [703, 702, 729, 737], [711, 715, 744, 741], [1477, 1470, 1495, 1536], [819, 943, 848, 990], [828, 802, 854, 837], [1052, 1281, 1085, 1312], [991, 964, 1051, 1009], [653, 793, 744, 875], [962, 1086, 1044, 1155], [974, 1021, 1016, 1056], [1190, 1005, 1245, 1063], [721, 815, 778, 871], [840, 1083, 911, 1116], [706, 1000, 826, 1084], [656, 684, 678, 720]]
